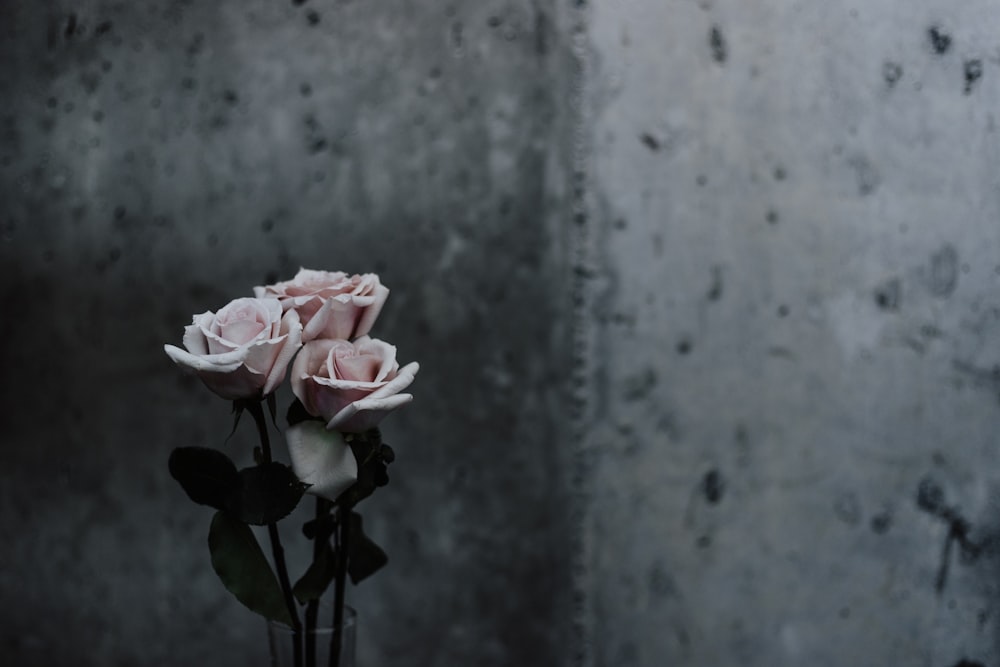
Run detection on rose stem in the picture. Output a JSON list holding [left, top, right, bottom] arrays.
[[329, 501, 352, 667], [305, 497, 331, 667], [248, 399, 303, 667]]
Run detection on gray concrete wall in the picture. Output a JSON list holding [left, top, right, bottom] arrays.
[[0, 1, 576, 665], [3, 0, 1000, 666], [579, 1, 1000, 666]]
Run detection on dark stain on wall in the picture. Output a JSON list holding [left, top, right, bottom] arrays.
[[870, 509, 893, 535], [927, 244, 959, 297], [883, 61, 903, 88], [928, 26, 952, 55], [916, 476, 987, 593], [701, 469, 724, 504], [874, 277, 902, 311], [709, 24, 727, 64], [964, 59, 983, 94], [640, 132, 661, 151], [706, 265, 723, 302]]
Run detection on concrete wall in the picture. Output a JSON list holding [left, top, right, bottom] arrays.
[[3, 0, 1000, 666], [0, 1, 576, 665], [579, 2, 1000, 666]]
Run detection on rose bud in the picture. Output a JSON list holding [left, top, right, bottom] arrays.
[[164, 297, 302, 400], [285, 421, 359, 502], [291, 336, 418, 433], [254, 268, 389, 342]]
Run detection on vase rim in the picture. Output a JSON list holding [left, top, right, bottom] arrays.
[[267, 605, 357, 634]]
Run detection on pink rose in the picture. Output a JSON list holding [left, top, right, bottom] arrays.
[[254, 269, 389, 342], [291, 336, 419, 433], [164, 297, 302, 400]]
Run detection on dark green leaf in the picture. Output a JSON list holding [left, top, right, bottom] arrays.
[[302, 513, 336, 540], [232, 462, 308, 525], [292, 541, 337, 604], [340, 430, 391, 507], [208, 511, 292, 625], [347, 512, 388, 584], [168, 447, 239, 510], [286, 397, 323, 427]]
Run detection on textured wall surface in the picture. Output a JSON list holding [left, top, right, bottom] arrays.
[[580, 1, 1000, 666], [0, 1, 576, 665], [5, 0, 1000, 666]]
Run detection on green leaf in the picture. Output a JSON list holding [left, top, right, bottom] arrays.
[[208, 511, 292, 625], [292, 541, 337, 604], [347, 512, 388, 584], [168, 447, 239, 510], [232, 462, 308, 526], [340, 429, 392, 507], [286, 397, 323, 427]]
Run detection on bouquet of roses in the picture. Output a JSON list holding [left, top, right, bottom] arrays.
[[163, 269, 418, 667]]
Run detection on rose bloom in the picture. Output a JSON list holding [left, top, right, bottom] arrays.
[[164, 297, 302, 400], [291, 336, 418, 433], [254, 269, 389, 342]]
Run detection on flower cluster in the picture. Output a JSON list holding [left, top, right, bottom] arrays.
[[165, 268, 418, 500]]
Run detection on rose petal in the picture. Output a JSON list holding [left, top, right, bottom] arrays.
[[366, 361, 419, 401], [285, 421, 358, 502], [216, 298, 273, 344], [198, 364, 266, 400], [164, 344, 247, 373], [165, 344, 266, 400], [306, 378, 368, 426], [308, 375, 384, 391], [352, 282, 389, 339], [326, 393, 414, 433], [302, 296, 363, 341], [351, 337, 398, 382], [183, 311, 219, 355], [291, 339, 339, 414], [294, 268, 350, 289], [262, 308, 303, 396], [182, 323, 209, 356], [243, 336, 283, 376], [204, 328, 242, 355], [333, 349, 381, 382]]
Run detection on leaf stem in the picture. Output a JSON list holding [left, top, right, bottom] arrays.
[[248, 399, 303, 667]]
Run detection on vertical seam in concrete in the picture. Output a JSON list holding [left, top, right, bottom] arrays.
[[567, 1, 593, 666]]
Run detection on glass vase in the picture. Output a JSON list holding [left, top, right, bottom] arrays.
[[267, 607, 357, 667]]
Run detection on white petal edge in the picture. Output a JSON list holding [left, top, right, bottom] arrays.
[[367, 362, 419, 401], [164, 344, 248, 372], [325, 393, 414, 431]]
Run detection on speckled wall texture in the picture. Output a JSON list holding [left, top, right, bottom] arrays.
[[579, 2, 1000, 667], [0, 1, 576, 666], [4, 0, 1000, 666]]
